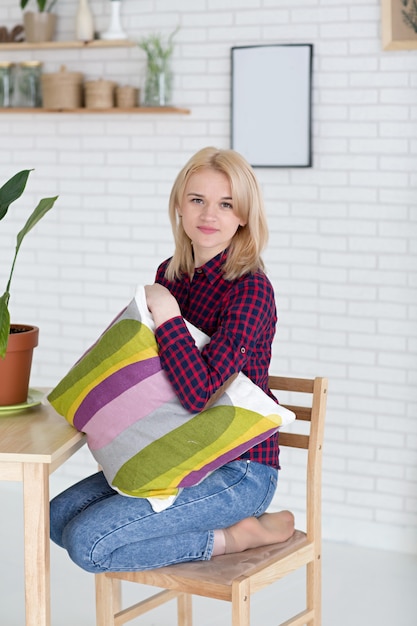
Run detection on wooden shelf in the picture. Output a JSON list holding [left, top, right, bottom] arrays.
[[0, 39, 192, 116], [0, 39, 135, 51], [0, 106, 190, 114]]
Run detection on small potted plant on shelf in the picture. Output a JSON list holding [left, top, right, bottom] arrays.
[[0, 169, 58, 406], [20, 0, 59, 43]]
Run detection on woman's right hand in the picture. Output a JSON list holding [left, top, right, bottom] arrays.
[[144, 283, 181, 328]]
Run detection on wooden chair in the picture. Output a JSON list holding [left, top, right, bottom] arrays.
[[95, 375, 328, 626]]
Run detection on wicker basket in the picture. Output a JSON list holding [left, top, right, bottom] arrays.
[[42, 65, 83, 109], [84, 79, 116, 109], [116, 85, 140, 108]]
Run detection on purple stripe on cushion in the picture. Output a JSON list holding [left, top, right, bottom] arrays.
[[178, 428, 278, 487], [84, 370, 177, 450], [73, 356, 161, 431]]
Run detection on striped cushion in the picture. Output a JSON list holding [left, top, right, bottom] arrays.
[[48, 286, 295, 501]]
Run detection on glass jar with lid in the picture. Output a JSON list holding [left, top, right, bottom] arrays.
[[15, 61, 43, 107], [0, 62, 15, 108]]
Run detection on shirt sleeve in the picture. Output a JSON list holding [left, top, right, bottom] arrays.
[[154, 273, 276, 412]]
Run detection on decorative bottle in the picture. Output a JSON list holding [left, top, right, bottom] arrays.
[[75, 0, 94, 42], [101, 0, 127, 40]]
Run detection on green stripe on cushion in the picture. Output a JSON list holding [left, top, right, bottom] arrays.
[[112, 406, 276, 497]]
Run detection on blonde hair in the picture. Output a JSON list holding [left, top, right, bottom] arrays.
[[165, 147, 269, 281]]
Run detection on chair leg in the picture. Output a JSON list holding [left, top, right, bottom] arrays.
[[232, 578, 250, 626], [95, 574, 121, 626], [307, 553, 322, 625], [177, 592, 193, 626]]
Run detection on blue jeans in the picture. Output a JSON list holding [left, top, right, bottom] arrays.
[[50, 460, 278, 573]]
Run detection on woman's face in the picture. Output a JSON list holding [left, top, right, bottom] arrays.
[[178, 168, 245, 267]]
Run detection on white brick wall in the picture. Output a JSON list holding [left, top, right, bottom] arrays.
[[1, 0, 416, 554]]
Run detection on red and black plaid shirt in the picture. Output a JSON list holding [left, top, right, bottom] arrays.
[[154, 252, 279, 468]]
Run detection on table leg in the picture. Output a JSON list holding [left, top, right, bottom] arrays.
[[22, 462, 50, 626]]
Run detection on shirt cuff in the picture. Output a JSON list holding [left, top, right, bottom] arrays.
[[155, 316, 191, 349]]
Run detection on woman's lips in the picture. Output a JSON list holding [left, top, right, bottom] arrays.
[[198, 226, 218, 234]]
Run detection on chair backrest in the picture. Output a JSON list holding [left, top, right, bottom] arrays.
[[268, 375, 328, 542]]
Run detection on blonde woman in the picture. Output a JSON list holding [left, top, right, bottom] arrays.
[[50, 147, 294, 572]]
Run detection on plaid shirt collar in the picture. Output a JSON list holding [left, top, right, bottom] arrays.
[[193, 250, 227, 285]]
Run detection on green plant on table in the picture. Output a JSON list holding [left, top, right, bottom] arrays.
[[20, 0, 58, 12], [0, 170, 58, 358]]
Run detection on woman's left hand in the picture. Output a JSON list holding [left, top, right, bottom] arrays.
[[145, 283, 181, 328]]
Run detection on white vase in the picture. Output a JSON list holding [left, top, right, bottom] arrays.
[[75, 0, 94, 41], [101, 0, 127, 40]]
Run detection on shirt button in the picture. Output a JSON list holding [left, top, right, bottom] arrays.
[[196, 269, 203, 274], [240, 347, 246, 354]]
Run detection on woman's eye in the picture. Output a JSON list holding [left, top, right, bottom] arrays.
[[191, 197, 203, 204], [221, 202, 233, 210]]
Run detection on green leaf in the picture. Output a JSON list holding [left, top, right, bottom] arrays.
[[20, 0, 54, 13], [0, 292, 10, 359], [5, 195, 59, 295], [16, 195, 58, 250], [0, 170, 32, 221], [0, 168, 58, 358]]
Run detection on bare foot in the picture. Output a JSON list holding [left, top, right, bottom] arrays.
[[222, 511, 295, 554]]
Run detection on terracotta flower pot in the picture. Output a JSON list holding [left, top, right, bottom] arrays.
[[23, 12, 57, 43], [0, 325, 39, 406]]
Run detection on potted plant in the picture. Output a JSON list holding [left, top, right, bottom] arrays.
[[0, 169, 57, 405], [138, 28, 179, 106], [20, 0, 59, 43]]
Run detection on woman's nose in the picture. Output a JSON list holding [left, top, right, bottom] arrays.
[[200, 203, 216, 219]]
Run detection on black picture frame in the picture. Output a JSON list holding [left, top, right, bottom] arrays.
[[231, 44, 313, 168]]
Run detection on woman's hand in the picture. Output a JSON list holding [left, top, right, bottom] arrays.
[[145, 283, 181, 328]]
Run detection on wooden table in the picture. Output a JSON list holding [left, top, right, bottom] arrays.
[[0, 394, 86, 626]]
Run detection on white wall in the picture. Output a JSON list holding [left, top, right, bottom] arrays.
[[1, 0, 416, 554]]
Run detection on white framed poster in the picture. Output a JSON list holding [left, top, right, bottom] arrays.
[[231, 44, 313, 168]]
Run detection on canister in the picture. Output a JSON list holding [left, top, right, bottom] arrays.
[[84, 79, 116, 109], [15, 61, 43, 107], [116, 85, 139, 108], [42, 65, 83, 109], [0, 62, 14, 108]]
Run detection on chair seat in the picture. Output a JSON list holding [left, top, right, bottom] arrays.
[[107, 529, 309, 601]]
